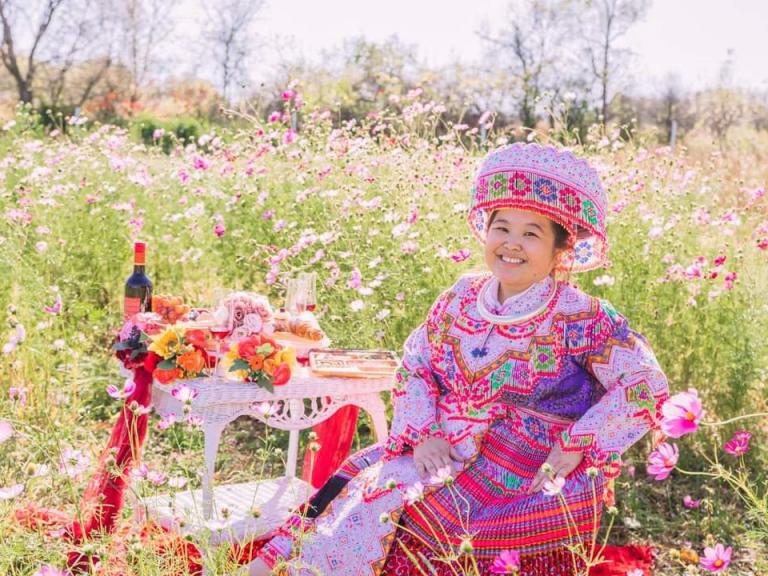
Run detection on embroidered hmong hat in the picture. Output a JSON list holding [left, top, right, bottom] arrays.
[[468, 143, 608, 272]]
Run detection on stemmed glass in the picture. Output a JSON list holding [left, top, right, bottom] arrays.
[[209, 300, 231, 376], [299, 272, 317, 312]]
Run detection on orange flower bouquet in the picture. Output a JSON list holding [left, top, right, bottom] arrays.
[[146, 327, 213, 385], [225, 334, 295, 392]]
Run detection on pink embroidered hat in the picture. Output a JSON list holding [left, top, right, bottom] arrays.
[[468, 143, 608, 272]]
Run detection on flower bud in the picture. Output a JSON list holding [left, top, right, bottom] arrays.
[[459, 537, 474, 554]]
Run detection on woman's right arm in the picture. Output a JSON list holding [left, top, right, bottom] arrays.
[[383, 280, 464, 460], [384, 322, 444, 459]]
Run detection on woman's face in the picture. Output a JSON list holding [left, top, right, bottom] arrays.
[[484, 208, 561, 299]]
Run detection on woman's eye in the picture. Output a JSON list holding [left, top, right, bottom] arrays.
[[493, 226, 508, 233], [524, 231, 538, 238]]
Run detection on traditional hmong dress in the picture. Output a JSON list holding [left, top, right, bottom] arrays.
[[256, 273, 669, 575]]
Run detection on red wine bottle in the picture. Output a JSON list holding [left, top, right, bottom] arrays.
[[124, 241, 153, 319]]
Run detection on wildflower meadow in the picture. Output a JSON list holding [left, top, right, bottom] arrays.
[[0, 93, 767, 575]]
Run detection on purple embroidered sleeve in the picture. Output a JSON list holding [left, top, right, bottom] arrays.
[[559, 301, 670, 478]]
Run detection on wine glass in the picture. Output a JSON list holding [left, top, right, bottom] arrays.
[[285, 277, 301, 314], [299, 272, 317, 313], [209, 304, 231, 376]]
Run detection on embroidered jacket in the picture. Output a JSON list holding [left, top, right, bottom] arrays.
[[386, 273, 669, 478]]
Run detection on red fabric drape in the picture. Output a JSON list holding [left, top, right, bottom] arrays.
[[589, 544, 655, 575], [301, 405, 360, 488]]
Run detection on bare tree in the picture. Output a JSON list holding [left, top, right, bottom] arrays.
[[0, 0, 117, 109], [203, 0, 265, 103], [0, 0, 66, 103], [109, 0, 179, 113], [477, 0, 580, 129], [581, 0, 649, 124], [43, 0, 115, 108]]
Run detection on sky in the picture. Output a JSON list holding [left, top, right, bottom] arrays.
[[229, 0, 768, 94]]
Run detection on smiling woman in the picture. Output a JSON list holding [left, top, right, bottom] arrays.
[[245, 143, 670, 576]]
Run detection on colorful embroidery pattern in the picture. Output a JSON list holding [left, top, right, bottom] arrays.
[[257, 275, 669, 575], [468, 143, 608, 272]]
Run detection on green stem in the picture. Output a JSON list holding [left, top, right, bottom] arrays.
[[702, 412, 768, 427]]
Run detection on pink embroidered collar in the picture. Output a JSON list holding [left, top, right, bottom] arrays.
[[478, 275, 556, 324]]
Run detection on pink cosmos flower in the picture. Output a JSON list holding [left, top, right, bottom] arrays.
[[700, 543, 732, 572], [0, 483, 24, 500], [429, 465, 454, 486], [9, 386, 27, 406], [661, 388, 704, 438], [347, 268, 363, 290], [192, 155, 210, 170], [214, 222, 226, 238], [683, 495, 701, 509], [282, 129, 297, 145], [723, 430, 751, 456], [146, 469, 167, 486], [268, 111, 281, 123], [542, 476, 566, 496], [33, 565, 66, 576], [171, 384, 198, 404], [0, 420, 13, 444], [156, 413, 176, 430], [404, 482, 425, 505], [450, 248, 471, 263], [282, 89, 296, 101], [490, 549, 521, 573], [646, 442, 678, 480], [106, 377, 136, 400], [44, 293, 62, 314], [185, 414, 204, 428], [59, 448, 91, 478]]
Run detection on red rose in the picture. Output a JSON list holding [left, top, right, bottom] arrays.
[[272, 362, 291, 386], [185, 329, 208, 350], [237, 336, 262, 358], [154, 367, 182, 385]]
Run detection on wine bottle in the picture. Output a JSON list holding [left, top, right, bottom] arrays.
[[124, 241, 153, 320]]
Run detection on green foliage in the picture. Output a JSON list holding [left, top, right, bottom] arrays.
[[134, 115, 208, 154]]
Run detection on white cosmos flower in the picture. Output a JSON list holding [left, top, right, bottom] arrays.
[[404, 482, 425, 505], [542, 476, 566, 497], [0, 483, 24, 500]]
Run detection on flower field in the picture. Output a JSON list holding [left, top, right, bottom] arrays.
[[0, 96, 767, 574]]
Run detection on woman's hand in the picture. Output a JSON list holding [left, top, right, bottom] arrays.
[[413, 437, 464, 478], [527, 443, 584, 494]]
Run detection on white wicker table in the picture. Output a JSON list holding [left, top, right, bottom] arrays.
[[139, 366, 394, 543]]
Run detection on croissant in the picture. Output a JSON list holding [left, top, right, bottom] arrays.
[[289, 314, 325, 341]]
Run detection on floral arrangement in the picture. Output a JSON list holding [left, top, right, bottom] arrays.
[[143, 327, 214, 384], [225, 334, 294, 392], [215, 291, 275, 339], [112, 312, 164, 370]]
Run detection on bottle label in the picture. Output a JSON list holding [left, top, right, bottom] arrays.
[[124, 297, 141, 320]]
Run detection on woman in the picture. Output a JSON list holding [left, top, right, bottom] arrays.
[[247, 143, 670, 575]]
